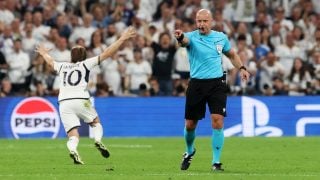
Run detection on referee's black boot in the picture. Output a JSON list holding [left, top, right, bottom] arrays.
[[212, 163, 224, 171], [180, 148, 196, 170]]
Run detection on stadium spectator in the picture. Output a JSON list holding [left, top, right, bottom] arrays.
[[212, 9, 233, 37], [259, 51, 285, 93], [20, 10, 33, 30], [308, 28, 320, 56], [273, 6, 294, 35], [236, 48, 257, 95], [174, 46, 190, 80], [234, 22, 252, 47], [28, 80, 49, 97], [100, 54, 124, 96], [42, 5, 56, 27], [50, 37, 71, 62], [21, 22, 37, 59], [270, 20, 284, 48], [252, 30, 269, 63], [0, 0, 15, 26], [151, 0, 176, 33], [133, 34, 153, 63], [90, 3, 111, 29], [95, 81, 112, 97], [6, 38, 30, 95], [124, 48, 152, 95], [149, 76, 160, 96], [109, 4, 128, 33], [151, 32, 176, 96], [232, 0, 255, 23], [105, 23, 118, 46], [0, 24, 15, 56], [275, 32, 304, 76], [55, 14, 72, 39], [272, 76, 288, 95], [69, 13, 96, 47], [32, 11, 50, 42], [11, 18, 22, 40], [0, 51, 8, 81], [285, 57, 313, 96], [292, 26, 308, 59], [0, 77, 12, 97]]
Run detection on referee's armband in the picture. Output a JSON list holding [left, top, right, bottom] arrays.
[[176, 33, 184, 43]]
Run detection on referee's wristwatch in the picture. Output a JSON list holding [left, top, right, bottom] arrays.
[[239, 66, 247, 71]]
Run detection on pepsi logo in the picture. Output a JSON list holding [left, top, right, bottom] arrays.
[[10, 97, 60, 139]]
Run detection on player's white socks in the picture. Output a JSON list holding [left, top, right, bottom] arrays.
[[92, 123, 103, 143], [67, 136, 79, 153]]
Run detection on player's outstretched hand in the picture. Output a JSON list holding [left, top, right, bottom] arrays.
[[35, 44, 51, 56], [120, 26, 136, 41]]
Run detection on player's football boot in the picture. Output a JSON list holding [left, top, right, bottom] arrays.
[[95, 142, 110, 158], [180, 148, 196, 170], [69, 151, 84, 165], [212, 163, 224, 171]]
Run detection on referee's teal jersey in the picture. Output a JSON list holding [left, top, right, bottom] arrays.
[[184, 30, 231, 79]]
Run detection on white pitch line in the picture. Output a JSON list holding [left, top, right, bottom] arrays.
[[107, 144, 152, 148], [79, 144, 153, 148]]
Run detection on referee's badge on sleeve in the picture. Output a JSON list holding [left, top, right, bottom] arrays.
[[216, 44, 223, 54]]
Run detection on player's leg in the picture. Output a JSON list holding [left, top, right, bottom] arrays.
[[60, 100, 84, 164], [88, 117, 110, 158], [67, 128, 84, 164], [78, 99, 110, 158], [211, 114, 224, 171]]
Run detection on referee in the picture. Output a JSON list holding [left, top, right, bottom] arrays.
[[174, 9, 250, 171]]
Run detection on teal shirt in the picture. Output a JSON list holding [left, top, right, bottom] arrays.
[[184, 30, 231, 79]]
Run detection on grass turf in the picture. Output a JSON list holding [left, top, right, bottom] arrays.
[[0, 137, 319, 180]]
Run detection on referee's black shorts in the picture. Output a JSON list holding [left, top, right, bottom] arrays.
[[185, 76, 227, 120]]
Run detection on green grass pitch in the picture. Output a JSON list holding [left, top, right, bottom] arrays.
[[0, 137, 319, 180]]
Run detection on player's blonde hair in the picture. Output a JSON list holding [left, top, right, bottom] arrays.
[[71, 46, 87, 63]]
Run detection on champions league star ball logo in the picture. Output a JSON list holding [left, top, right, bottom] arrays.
[[10, 97, 60, 139]]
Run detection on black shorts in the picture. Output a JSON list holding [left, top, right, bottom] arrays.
[[185, 77, 227, 120]]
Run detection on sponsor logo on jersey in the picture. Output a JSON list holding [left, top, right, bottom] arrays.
[[10, 97, 60, 139]]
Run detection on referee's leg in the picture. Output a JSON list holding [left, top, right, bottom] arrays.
[[211, 114, 225, 171]]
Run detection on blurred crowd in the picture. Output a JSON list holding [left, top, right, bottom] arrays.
[[0, 0, 320, 98]]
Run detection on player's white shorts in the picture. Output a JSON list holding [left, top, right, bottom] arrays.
[[59, 99, 98, 133]]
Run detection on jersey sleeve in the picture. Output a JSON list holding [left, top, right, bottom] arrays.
[[83, 56, 99, 70], [53, 61, 63, 73], [222, 34, 231, 54]]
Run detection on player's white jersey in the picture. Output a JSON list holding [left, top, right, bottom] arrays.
[[53, 56, 99, 101]]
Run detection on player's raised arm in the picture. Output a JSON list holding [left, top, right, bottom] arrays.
[[174, 29, 189, 47], [35, 45, 54, 68], [99, 26, 136, 61]]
